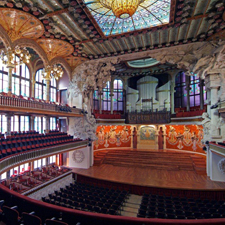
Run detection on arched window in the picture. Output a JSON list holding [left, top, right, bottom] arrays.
[[50, 78, 57, 102], [102, 81, 111, 111], [12, 58, 30, 96], [35, 69, 46, 100], [189, 74, 206, 107], [34, 116, 46, 133], [113, 79, 123, 111], [50, 117, 56, 130], [0, 57, 9, 93], [0, 115, 7, 134], [175, 72, 187, 108]]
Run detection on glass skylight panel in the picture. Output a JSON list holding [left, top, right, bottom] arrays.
[[84, 0, 171, 36]]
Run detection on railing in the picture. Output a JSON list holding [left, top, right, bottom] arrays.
[[0, 140, 88, 174], [125, 110, 171, 124], [0, 94, 81, 114]]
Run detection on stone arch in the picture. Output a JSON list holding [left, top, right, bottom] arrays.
[[0, 25, 12, 49], [12, 38, 49, 67], [50, 56, 72, 80]]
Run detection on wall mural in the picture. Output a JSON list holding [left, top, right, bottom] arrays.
[[165, 125, 204, 153], [94, 125, 132, 150], [140, 126, 155, 140]]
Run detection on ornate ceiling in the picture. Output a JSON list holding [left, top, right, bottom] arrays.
[[0, 0, 223, 74]]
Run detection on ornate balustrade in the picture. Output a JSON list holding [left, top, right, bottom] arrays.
[[0, 94, 81, 114], [0, 140, 88, 174], [125, 110, 171, 124]]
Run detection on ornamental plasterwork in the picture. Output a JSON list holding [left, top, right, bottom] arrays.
[[71, 114, 97, 141], [218, 158, 225, 174], [36, 39, 74, 61], [68, 57, 119, 112], [0, 8, 44, 41]]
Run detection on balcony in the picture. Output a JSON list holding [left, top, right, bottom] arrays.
[[0, 93, 82, 117], [125, 109, 171, 124]]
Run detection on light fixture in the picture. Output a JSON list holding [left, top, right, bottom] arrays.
[[42, 64, 63, 80], [0, 46, 31, 68], [99, 0, 145, 19]]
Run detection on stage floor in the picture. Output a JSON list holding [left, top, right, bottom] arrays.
[[72, 150, 225, 191]]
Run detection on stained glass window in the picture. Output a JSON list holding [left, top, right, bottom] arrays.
[[102, 81, 111, 111], [93, 90, 99, 111], [84, 0, 171, 36], [35, 69, 46, 100], [50, 77, 57, 102], [113, 79, 123, 111], [12, 57, 30, 97], [175, 72, 187, 108]]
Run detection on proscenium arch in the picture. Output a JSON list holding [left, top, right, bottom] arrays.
[[12, 38, 49, 67], [0, 24, 12, 49], [50, 57, 72, 80]]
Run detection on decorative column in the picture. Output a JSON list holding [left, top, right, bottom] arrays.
[[7, 67, 13, 95], [31, 74, 36, 98], [6, 113, 13, 136], [30, 115, 35, 131], [45, 78, 50, 102], [110, 80, 114, 114], [45, 116, 50, 133], [185, 75, 190, 112], [199, 78, 204, 110], [110, 93, 114, 114], [205, 70, 221, 140], [98, 90, 103, 114], [170, 80, 175, 114]]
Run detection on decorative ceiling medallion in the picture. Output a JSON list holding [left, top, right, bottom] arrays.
[[127, 58, 159, 68], [65, 56, 88, 70], [84, 0, 171, 36], [36, 39, 74, 60], [72, 150, 85, 163], [218, 158, 225, 174], [0, 8, 44, 41]]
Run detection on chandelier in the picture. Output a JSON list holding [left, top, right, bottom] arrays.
[[99, 0, 144, 19], [0, 46, 31, 67], [42, 64, 63, 80]]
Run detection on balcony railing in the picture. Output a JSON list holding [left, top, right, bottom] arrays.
[[125, 109, 171, 124], [0, 140, 88, 174], [0, 94, 81, 114]]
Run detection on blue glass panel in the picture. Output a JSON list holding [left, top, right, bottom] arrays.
[[84, 0, 171, 36]]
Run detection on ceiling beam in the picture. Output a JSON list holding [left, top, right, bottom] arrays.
[[39, 8, 69, 19]]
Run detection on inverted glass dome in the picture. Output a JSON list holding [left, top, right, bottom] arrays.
[[127, 58, 159, 68]]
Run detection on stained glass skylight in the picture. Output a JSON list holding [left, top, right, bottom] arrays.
[[84, 0, 171, 36]]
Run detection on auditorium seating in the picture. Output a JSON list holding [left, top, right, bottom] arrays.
[[42, 182, 129, 216], [137, 193, 225, 219], [0, 130, 82, 160]]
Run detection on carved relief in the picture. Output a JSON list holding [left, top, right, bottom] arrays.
[[68, 58, 119, 113], [218, 158, 225, 174]]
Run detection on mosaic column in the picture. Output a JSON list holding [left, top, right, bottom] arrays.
[[31, 74, 36, 98], [205, 70, 221, 140], [7, 67, 13, 95], [6, 113, 13, 136], [45, 78, 50, 102], [99, 91, 103, 114], [30, 115, 35, 131], [45, 116, 50, 133], [199, 78, 205, 110], [185, 75, 190, 112]]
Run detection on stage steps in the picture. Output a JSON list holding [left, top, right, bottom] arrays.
[[94, 150, 206, 174], [120, 194, 142, 217]]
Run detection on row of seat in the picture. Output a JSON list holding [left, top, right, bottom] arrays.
[[0, 200, 77, 225], [138, 193, 225, 219], [0, 131, 81, 159], [43, 182, 129, 216]]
